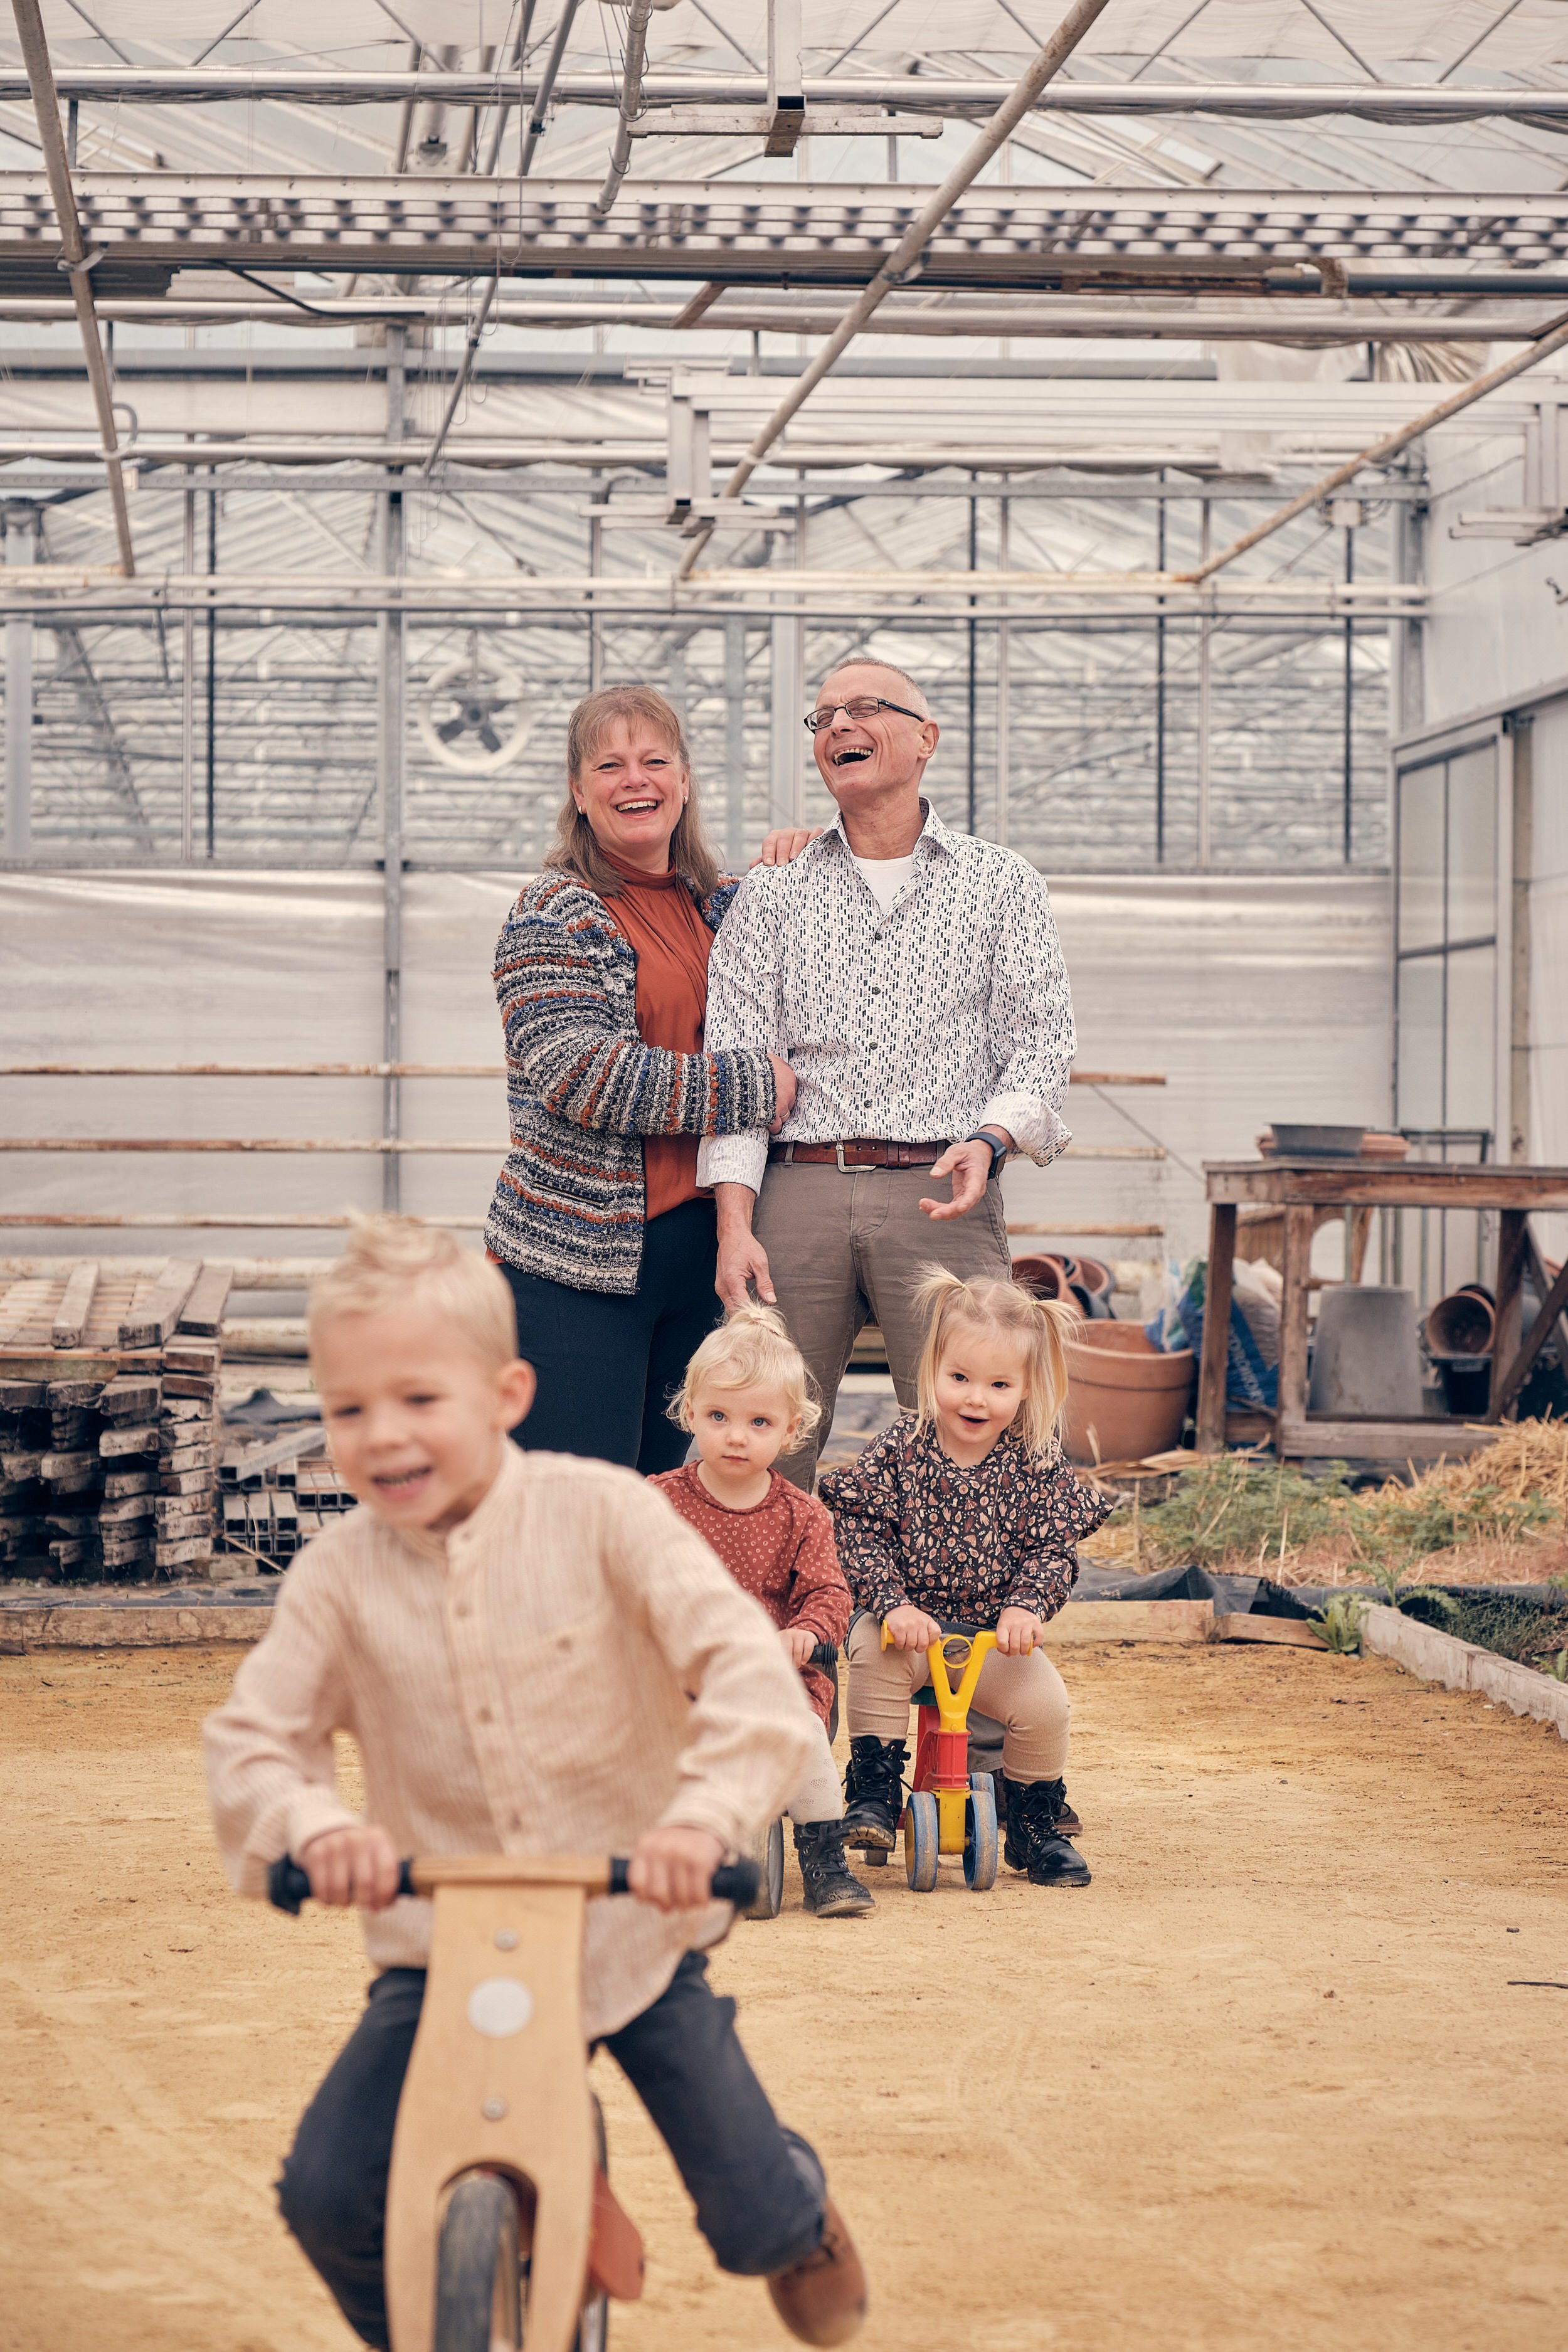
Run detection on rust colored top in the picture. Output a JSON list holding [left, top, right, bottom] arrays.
[[601, 848, 716, 1222], [650, 1465, 851, 1724]]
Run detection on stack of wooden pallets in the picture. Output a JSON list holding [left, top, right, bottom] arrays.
[[0, 1259, 230, 1581]]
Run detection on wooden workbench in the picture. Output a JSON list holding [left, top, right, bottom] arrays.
[[1196, 1159, 1568, 1461]]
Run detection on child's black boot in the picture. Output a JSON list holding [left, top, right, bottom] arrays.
[[840, 1736, 906, 1851], [1003, 1774, 1091, 1887], [793, 1821, 876, 1917]]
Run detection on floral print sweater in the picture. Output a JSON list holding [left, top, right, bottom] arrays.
[[816, 1414, 1112, 1627]]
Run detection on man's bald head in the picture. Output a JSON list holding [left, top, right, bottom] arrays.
[[817, 659, 930, 721]]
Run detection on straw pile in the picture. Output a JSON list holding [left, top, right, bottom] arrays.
[[1080, 1419, 1568, 1585]]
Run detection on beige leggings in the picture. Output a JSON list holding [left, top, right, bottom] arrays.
[[845, 1614, 1071, 1785]]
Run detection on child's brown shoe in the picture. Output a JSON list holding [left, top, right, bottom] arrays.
[[767, 2198, 868, 2345]]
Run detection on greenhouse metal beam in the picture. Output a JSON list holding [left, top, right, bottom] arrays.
[[10, 71, 1568, 125], [11, 177, 1568, 290], [0, 293, 1553, 340], [678, 0, 1118, 575], [6, 0, 134, 575]]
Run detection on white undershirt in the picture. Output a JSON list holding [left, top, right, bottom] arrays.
[[850, 852, 915, 916]]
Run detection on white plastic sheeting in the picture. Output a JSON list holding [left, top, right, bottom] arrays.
[[0, 866, 1392, 1268]]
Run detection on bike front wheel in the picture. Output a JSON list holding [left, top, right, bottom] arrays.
[[434, 2171, 522, 2352]]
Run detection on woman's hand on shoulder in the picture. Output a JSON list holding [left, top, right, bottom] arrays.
[[753, 827, 823, 867], [995, 1605, 1046, 1657]]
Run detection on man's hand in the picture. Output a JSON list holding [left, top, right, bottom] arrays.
[[995, 1605, 1047, 1658], [919, 1128, 1014, 1222], [780, 1624, 817, 1667], [753, 826, 824, 866], [299, 1823, 403, 1911], [628, 1824, 726, 1912], [766, 1053, 797, 1134], [883, 1605, 942, 1653], [715, 1182, 775, 1309]]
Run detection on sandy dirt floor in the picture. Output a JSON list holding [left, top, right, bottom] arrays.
[[3, 1640, 1565, 2352]]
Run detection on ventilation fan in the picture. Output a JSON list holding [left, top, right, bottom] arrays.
[[416, 638, 532, 776]]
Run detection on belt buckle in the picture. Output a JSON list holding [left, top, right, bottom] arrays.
[[835, 1142, 852, 1172]]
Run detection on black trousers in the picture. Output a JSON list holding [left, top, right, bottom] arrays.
[[500, 1196, 719, 1475], [277, 1952, 825, 2351]]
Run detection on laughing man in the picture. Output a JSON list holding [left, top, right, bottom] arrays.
[[697, 657, 1078, 1489]]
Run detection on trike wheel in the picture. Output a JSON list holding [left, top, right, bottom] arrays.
[[964, 1776, 999, 1892], [744, 1817, 785, 1919], [862, 1846, 889, 1869], [903, 1791, 940, 1892], [434, 2171, 522, 2352]]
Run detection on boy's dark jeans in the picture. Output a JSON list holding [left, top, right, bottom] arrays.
[[277, 1952, 826, 2349]]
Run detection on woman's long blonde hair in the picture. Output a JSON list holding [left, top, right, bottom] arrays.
[[544, 682, 722, 902], [912, 1266, 1076, 1459]]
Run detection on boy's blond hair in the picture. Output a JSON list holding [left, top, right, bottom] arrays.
[[307, 1216, 518, 1369], [669, 1305, 822, 1439], [912, 1266, 1076, 1459]]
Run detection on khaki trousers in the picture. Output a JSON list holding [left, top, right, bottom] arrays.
[[752, 1158, 1012, 1489], [845, 1613, 1071, 1785]]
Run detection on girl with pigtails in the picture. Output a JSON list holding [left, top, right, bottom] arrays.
[[817, 1269, 1112, 1888]]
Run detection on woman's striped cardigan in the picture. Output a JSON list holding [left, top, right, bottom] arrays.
[[483, 870, 776, 1295]]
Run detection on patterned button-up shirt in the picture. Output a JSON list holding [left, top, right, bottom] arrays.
[[697, 803, 1075, 1196]]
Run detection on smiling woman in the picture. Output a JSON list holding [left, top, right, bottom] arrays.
[[483, 684, 798, 1474]]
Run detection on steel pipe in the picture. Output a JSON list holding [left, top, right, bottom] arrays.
[[6, 0, 134, 575], [679, 0, 1115, 575], [9, 71, 1568, 124]]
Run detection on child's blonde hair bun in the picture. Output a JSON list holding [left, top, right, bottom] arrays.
[[911, 1264, 1076, 1458], [307, 1212, 518, 1369], [669, 1303, 822, 1439]]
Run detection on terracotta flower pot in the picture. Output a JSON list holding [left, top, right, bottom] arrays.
[[1061, 1324, 1195, 1467], [1011, 1254, 1079, 1307], [1425, 1286, 1495, 1360]]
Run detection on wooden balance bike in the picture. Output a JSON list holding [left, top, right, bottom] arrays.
[[871, 1623, 1000, 1894], [268, 1847, 758, 2352]]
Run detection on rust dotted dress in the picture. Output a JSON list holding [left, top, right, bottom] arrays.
[[651, 1465, 850, 1724]]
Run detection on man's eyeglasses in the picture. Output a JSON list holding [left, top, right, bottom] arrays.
[[803, 694, 926, 736]]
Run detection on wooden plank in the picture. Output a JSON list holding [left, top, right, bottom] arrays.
[[1276, 1416, 1500, 1459], [118, 1259, 203, 1349], [177, 1262, 233, 1337], [1489, 1210, 1528, 1419], [1490, 1243, 1568, 1418], [1195, 1201, 1236, 1454], [1044, 1599, 1215, 1644], [50, 1261, 100, 1350], [1205, 1163, 1568, 1211], [1214, 1613, 1328, 1649]]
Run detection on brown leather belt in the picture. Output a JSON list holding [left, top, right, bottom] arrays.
[[769, 1139, 945, 1170]]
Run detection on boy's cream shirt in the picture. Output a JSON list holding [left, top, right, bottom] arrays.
[[204, 1442, 817, 2038]]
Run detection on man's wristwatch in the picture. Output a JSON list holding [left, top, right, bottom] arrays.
[[963, 1130, 1009, 1179]]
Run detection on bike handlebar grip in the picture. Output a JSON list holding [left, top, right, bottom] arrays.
[[605, 1857, 761, 1908], [267, 1854, 312, 1915], [267, 1853, 417, 1912], [710, 1858, 760, 1908]]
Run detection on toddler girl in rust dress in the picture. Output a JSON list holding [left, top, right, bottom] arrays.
[[818, 1269, 1111, 1888], [653, 1306, 874, 1920]]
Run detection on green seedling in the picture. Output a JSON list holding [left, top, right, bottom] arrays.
[[1312, 1593, 1370, 1655]]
